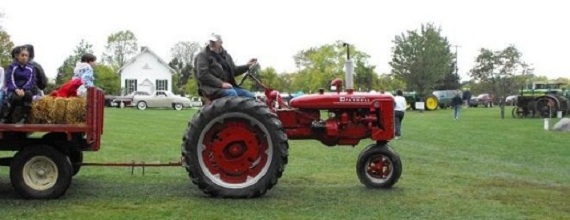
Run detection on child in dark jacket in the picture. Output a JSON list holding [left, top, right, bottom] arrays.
[[1, 47, 36, 123]]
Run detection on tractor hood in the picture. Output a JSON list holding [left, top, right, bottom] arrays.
[[289, 92, 394, 109]]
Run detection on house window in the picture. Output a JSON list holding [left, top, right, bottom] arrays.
[[125, 79, 137, 94], [156, 79, 168, 91]]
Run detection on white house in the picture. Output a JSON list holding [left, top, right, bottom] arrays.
[[118, 47, 175, 95]]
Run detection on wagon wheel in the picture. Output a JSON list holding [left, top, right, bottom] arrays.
[[356, 143, 402, 188], [182, 96, 289, 198], [10, 145, 73, 199]]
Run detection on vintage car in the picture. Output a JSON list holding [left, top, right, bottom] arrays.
[[470, 93, 494, 107], [189, 97, 203, 108], [132, 90, 192, 110], [109, 91, 151, 108]]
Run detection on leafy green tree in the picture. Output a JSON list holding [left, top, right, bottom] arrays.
[[103, 30, 138, 68], [390, 23, 454, 98], [435, 62, 461, 90], [0, 30, 14, 67], [94, 64, 120, 95], [377, 74, 407, 92], [184, 77, 199, 97], [354, 59, 378, 91], [56, 39, 94, 85], [469, 45, 527, 118], [44, 81, 58, 94], [292, 41, 373, 92]]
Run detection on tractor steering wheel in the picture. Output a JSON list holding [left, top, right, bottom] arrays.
[[238, 62, 261, 87]]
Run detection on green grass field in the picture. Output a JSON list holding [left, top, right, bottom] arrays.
[[1, 107, 569, 219]]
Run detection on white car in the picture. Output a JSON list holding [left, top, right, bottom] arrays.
[[189, 97, 203, 108], [132, 90, 192, 110], [505, 95, 518, 106]]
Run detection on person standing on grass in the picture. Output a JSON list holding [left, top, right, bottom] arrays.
[[462, 88, 472, 107], [451, 90, 463, 120], [394, 90, 407, 139]]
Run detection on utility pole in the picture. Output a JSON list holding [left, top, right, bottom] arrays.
[[452, 45, 461, 75]]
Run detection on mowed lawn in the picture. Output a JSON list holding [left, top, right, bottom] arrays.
[[0, 106, 569, 219]]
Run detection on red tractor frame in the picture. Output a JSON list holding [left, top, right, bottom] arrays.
[[182, 43, 402, 198]]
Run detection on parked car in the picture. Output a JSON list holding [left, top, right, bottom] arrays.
[[505, 95, 518, 106], [189, 97, 203, 108], [132, 90, 192, 110], [110, 91, 151, 108], [470, 93, 494, 107]]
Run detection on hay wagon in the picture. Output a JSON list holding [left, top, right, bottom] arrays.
[[0, 87, 104, 199]]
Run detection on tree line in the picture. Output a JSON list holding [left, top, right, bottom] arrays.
[[1, 15, 568, 103]]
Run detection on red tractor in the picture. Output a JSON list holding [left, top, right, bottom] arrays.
[[182, 43, 402, 198]]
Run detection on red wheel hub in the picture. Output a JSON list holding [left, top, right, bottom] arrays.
[[367, 156, 391, 178], [202, 120, 269, 184]]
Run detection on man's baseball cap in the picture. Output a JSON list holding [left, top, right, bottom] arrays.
[[209, 33, 222, 42]]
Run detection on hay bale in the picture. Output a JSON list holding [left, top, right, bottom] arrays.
[[30, 96, 56, 124], [30, 96, 87, 124], [65, 97, 87, 124], [53, 98, 68, 124]]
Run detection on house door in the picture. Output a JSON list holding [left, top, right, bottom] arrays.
[[139, 79, 154, 94]]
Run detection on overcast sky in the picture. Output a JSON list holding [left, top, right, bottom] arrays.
[[1, 0, 568, 81]]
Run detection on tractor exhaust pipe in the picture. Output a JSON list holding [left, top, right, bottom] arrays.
[[343, 42, 354, 93]]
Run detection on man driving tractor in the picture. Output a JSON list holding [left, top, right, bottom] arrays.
[[194, 33, 258, 99]]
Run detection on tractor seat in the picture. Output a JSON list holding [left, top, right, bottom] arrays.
[[198, 89, 222, 105]]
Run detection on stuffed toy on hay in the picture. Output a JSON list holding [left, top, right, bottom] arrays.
[[30, 96, 87, 124]]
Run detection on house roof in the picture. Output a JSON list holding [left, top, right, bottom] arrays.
[[118, 47, 176, 74]]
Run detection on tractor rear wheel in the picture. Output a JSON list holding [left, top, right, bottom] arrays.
[[356, 143, 402, 189], [425, 95, 439, 111], [182, 96, 289, 198]]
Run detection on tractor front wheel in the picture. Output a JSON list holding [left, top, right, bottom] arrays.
[[356, 143, 402, 189], [182, 96, 289, 198]]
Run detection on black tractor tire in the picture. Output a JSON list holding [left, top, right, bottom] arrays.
[[182, 96, 289, 198], [10, 145, 73, 199], [356, 143, 402, 189]]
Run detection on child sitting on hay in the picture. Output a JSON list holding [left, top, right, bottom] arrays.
[[51, 53, 96, 98], [1, 47, 36, 124]]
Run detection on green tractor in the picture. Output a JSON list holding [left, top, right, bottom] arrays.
[[512, 81, 570, 118], [403, 90, 457, 111]]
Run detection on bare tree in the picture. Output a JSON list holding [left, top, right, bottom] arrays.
[[169, 41, 201, 94]]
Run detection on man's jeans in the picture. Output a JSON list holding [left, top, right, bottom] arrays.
[[454, 106, 461, 119], [222, 88, 255, 98]]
